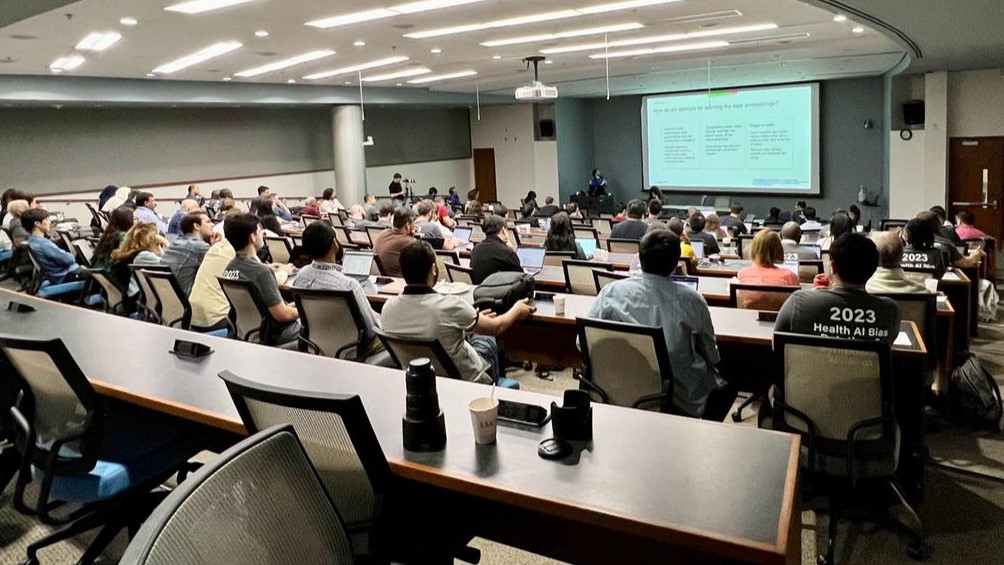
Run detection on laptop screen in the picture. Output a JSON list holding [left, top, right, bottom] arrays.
[[453, 227, 472, 242], [516, 247, 546, 270], [542, 218, 552, 231], [671, 275, 699, 291], [777, 261, 800, 278], [343, 252, 374, 277], [691, 240, 705, 260], [576, 238, 597, 259]]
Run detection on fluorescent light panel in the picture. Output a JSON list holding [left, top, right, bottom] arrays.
[[404, 0, 683, 39], [76, 32, 122, 51], [589, 39, 728, 59], [233, 49, 336, 77], [480, 23, 643, 47], [665, 10, 742, 24], [50, 55, 85, 71], [164, 0, 258, 14], [540, 23, 777, 54], [407, 70, 477, 84], [303, 56, 410, 80], [152, 41, 242, 74], [361, 67, 431, 82], [307, 0, 487, 29]]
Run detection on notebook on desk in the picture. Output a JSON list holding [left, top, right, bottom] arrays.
[[517, 247, 546, 276]]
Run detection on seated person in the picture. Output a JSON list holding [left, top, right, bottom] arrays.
[[644, 199, 667, 230], [434, 196, 457, 229], [902, 217, 947, 279], [133, 192, 168, 235], [779, 222, 818, 260], [775, 233, 901, 344], [300, 197, 322, 218], [917, 211, 984, 269], [189, 220, 240, 335], [954, 209, 988, 240], [544, 212, 587, 260], [736, 230, 800, 311], [791, 200, 807, 224], [161, 211, 215, 295], [818, 212, 853, 251], [764, 207, 782, 225], [5, 199, 33, 245], [320, 187, 345, 215], [362, 193, 379, 220], [470, 215, 522, 284], [109, 222, 167, 308], [686, 213, 721, 255], [381, 240, 533, 383], [535, 196, 560, 218], [609, 199, 649, 241], [92, 207, 136, 268], [666, 218, 696, 266], [446, 187, 461, 211], [355, 203, 395, 230], [252, 197, 285, 235], [929, 205, 961, 243], [588, 230, 736, 421], [221, 213, 300, 345], [719, 204, 748, 235], [271, 194, 293, 221], [799, 206, 822, 231], [23, 208, 82, 285], [703, 213, 728, 240], [413, 199, 455, 246], [866, 231, 927, 294], [374, 208, 418, 277], [168, 199, 200, 236], [290, 222, 382, 356], [566, 201, 583, 220]]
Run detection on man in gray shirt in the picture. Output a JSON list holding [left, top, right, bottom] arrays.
[[413, 199, 456, 249], [161, 212, 214, 295], [780, 221, 819, 261], [588, 229, 735, 420], [609, 199, 650, 241], [290, 222, 382, 357]]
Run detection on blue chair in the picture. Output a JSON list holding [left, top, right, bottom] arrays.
[[23, 245, 85, 302], [0, 337, 205, 565]]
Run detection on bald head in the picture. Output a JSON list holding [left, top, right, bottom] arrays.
[[872, 231, 904, 268], [780, 221, 801, 242], [180, 199, 200, 213]]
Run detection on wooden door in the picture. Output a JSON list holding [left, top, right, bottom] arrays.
[[473, 148, 498, 203], [949, 137, 1003, 243]]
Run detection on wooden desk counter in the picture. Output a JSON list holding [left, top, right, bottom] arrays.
[[0, 290, 800, 565]]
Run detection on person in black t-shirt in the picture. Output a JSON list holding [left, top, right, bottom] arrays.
[[389, 173, 404, 200], [469, 215, 522, 284]]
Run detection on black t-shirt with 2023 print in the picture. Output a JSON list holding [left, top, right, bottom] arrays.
[[775, 287, 901, 344]]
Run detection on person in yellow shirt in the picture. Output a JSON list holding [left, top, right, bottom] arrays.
[[667, 217, 697, 266]]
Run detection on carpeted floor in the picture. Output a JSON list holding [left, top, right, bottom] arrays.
[[2, 298, 1002, 564]]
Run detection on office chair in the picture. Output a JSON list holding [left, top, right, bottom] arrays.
[[434, 250, 461, 281], [874, 292, 938, 381], [332, 226, 360, 251], [606, 238, 640, 254], [81, 268, 128, 314], [300, 214, 322, 227], [119, 425, 354, 565], [796, 260, 825, 284], [144, 269, 193, 329], [264, 236, 293, 264], [593, 218, 613, 237], [217, 277, 267, 343], [374, 328, 519, 389], [23, 245, 86, 302], [445, 262, 474, 284], [0, 337, 203, 565], [73, 239, 96, 268], [544, 250, 575, 267], [573, 226, 600, 245], [727, 282, 799, 312], [562, 259, 613, 296], [592, 270, 629, 294], [764, 332, 926, 565], [329, 212, 345, 227], [291, 288, 392, 365], [576, 317, 677, 414], [364, 226, 387, 248]]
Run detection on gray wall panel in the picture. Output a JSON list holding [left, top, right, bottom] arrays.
[[363, 107, 471, 166]]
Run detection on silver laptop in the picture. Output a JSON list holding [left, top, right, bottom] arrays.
[[342, 252, 374, 280], [453, 226, 473, 250], [516, 247, 546, 276], [691, 240, 705, 260], [671, 275, 699, 291]]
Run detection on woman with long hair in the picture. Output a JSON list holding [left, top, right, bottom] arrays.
[[544, 212, 586, 260], [735, 230, 800, 310], [253, 197, 284, 235], [92, 206, 135, 268], [110, 222, 168, 309]]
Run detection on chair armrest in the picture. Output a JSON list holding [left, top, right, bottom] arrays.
[[631, 392, 669, 411], [846, 415, 900, 487], [298, 336, 321, 355], [778, 403, 818, 471], [575, 373, 610, 404], [334, 341, 362, 360]]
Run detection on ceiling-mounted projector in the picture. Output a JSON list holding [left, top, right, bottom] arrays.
[[515, 56, 557, 101]]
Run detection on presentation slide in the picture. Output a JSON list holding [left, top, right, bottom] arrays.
[[641, 83, 820, 194]]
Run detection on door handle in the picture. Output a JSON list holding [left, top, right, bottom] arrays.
[[951, 201, 998, 209]]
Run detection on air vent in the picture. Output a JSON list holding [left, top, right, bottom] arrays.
[[256, 51, 278, 57], [393, 24, 415, 30], [0, 57, 15, 64], [8, 34, 37, 40]]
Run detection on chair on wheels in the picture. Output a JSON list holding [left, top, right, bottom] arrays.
[[0, 337, 203, 565], [374, 328, 519, 389], [592, 270, 629, 293], [144, 269, 193, 329], [445, 262, 474, 284], [606, 238, 640, 254], [562, 259, 613, 296], [130, 264, 171, 323], [291, 288, 392, 365], [119, 425, 354, 565], [575, 317, 677, 414], [23, 245, 86, 302], [217, 277, 267, 342], [762, 332, 926, 565], [264, 236, 293, 264]]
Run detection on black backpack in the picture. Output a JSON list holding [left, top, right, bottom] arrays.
[[472, 271, 535, 315], [948, 352, 1003, 431]]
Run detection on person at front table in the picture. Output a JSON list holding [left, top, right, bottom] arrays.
[[865, 231, 927, 294], [374, 208, 419, 278], [588, 229, 736, 421], [470, 215, 522, 284], [222, 213, 300, 346], [588, 169, 607, 196], [609, 199, 649, 241], [382, 240, 533, 384], [23, 208, 82, 285], [775, 233, 900, 345], [389, 173, 404, 200], [133, 192, 168, 235]]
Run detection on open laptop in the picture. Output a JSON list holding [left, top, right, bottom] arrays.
[[777, 260, 800, 278], [576, 237, 598, 260], [342, 252, 375, 281], [542, 217, 552, 231], [691, 240, 705, 260], [671, 275, 699, 291], [516, 247, 546, 276], [453, 226, 473, 250]]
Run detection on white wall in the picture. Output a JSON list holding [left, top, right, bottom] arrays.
[[889, 130, 927, 219], [948, 69, 1004, 137], [923, 71, 949, 210], [365, 158, 474, 197], [470, 104, 559, 206], [533, 141, 559, 197]]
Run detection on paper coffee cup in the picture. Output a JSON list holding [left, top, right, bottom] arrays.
[[594, 248, 609, 261], [554, 294, 566, 316], [924, 278, 940, 293], [469, 397, 499, 445]]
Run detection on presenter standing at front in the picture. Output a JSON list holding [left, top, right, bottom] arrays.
[[589, 168, 607, 196], [389, 173, 404, 202]]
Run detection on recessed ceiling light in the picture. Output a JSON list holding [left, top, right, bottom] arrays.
[[344, 81, 352, 84], [589, 39, 728, 59], [544, 59, 553, 64], [120, 17, 139, 26], [396, 82, 403, 86], [255, 30, 269, 37], [353, 40, 366, 46], [222, 76, 232, 81], [430, 47, 442, 53], [361, 67, 431, 82], [287, 78, 296, 83], [540, 22, 777, 54], [50, 68, 63, 73], [303, 55, 410, 80], [307, 0, 488, 29], [407, 70, 477, 84], [76, 32, 122, 51], [152, 41, 242, 74], [833, 15, 847, 22], [164, 0, 259, 15], [480, 22, 644, 47], [405, 0, 683, 38], [492, 54, 502, 60], [851, 26, 864, 33], [234, 49, 335, 77], [146, 72, 156, 77], [49, 55, 86, 71]]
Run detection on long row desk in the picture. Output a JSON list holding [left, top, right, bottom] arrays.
[[0, 289, 802, 565]]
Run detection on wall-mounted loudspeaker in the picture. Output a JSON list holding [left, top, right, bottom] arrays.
[[539, 119, 555, 138], [903, 100, 925, 126]]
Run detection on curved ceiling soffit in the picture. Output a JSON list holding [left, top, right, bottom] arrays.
[[799, 0, 921, 61]]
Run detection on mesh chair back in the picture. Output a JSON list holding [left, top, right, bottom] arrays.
[[736, 234, 755, 259], [373, 329, 462, 379], [84, 268, 127, 312], [577, 318, 672, 411], [329, 213, 345, 227], [796, 260, 823, 283], [333, 226, 353, 246], [728, 282, 799, 312], [292, 289, 366, 359], [573, 227, 599, 245], [55, 230, 76, 252], [471, 224, 486, 240], [434, 250, 460, 282], [873, 293, 937, 366], [592, 270, 629, 293], [544, 251, 575, 267], [365, 227, 387, 248], [73, 240, 95, 267], [444, 263, 473, 284], [119, 425, 353, 565], [606, 238, 639, 254], [562, 259, 613, 296], [130, 264, 170, 320], [594, 218, 613, 237], [145, 270, 192, 329], [301, 215, 321, 227], [264, 237, 292, 264], [217, 277, 266, 342]]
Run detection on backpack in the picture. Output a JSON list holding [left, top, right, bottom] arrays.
[[948, 352, 1003, 431], [472, 271, 535, 315], [978, 279, 1000, 322]]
